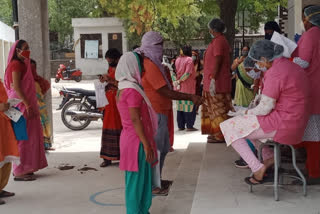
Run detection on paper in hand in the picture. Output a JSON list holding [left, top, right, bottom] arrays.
[[94, 80, 109, 108], [7, 98, 22, 107], [271, 32, 297, 58], [4, 107, 23, 122]]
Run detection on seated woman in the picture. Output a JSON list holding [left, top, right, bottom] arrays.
[[220, 40, 310, 185]]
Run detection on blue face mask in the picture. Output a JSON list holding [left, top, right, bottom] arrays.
[[255, 63, 268, 72], [210, 33, 215, 39]]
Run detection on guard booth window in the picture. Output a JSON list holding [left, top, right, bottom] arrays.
[[80, 34, 103, 58], [108, 33, 123, 54]]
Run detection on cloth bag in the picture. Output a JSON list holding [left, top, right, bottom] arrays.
[[94, 80, 109, 108], [11, 115, 28, 140]]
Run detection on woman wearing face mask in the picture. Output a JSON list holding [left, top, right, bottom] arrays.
[[172, 45, 197, 131], [202, 18, 234, 143], [292, 5, 320, 185], [231, 46, 261, 107], [99, 48, 123, 167], [220, 40, 310, 185], [264, 21, 281, 40], [4, 40, 48, 181]]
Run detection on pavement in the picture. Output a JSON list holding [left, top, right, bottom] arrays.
[[2, 79, 320, 214]]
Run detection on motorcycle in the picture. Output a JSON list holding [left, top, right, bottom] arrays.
[[55, 60, 82, 83], [57, 87, 103, 130]]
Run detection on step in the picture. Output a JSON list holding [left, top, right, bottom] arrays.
[[190, 143, 320, 214], [159, 142, 206, 214]]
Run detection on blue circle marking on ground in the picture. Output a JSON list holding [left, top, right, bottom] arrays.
[[90, 187, 125, 207]]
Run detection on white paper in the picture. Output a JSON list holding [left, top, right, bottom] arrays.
[[271, 32, 297, 58], [94, 80, 109, 108], [4, 107, 23, 122], [7, 98, 22, 107], [85, 40, 99, 59]]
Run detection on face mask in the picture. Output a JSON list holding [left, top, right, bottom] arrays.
[[255, 63, 267, 72], [192, 56, 197, 61], [109, 62, 118, 67], [210, 33, 215, 39], [264, 33, 273, 40], [241, 51, 248, 56], [19, 50, 31, 59]]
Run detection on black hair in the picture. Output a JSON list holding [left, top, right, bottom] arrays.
[[208, 18, 226, 33], [30, 59, 36, 65], [243, 45, 250, 50], [182, 45, 192, 57], [105, 48, 122, 60], [12, 39, 27, 62], [264, 21, 281, 33]]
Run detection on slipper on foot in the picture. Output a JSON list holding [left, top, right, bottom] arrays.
[[0, 191, 15, 198], [244, 176, 266, 185], [14, 176, 36, 182]]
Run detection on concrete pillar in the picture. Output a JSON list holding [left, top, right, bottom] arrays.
[[288, 0, 302, 40], [18, 0, 53, 143]]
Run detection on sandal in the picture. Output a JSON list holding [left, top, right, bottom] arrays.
[[152, 187, 169, 196], [161, 180, 173, 189], [244, 175, 266, 185], [207, 138, 225, 144], [0, 190, 15, 198], [0, 199, 5, 205], [14, 175, 36, 182], [100, 160, 112, 168]]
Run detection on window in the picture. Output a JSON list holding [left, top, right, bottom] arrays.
[[80, 34, 103, 59]]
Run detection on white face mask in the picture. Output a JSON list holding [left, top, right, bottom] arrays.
[[255, 63, 267, 72], [210, 33, 215, 39]]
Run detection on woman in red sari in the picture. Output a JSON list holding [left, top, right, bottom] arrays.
[[99, 49, 122, 167], [4, 40, 47, 181]]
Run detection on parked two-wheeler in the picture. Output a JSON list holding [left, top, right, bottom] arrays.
[[57, 87, 103, 130], [55, 61, 82, 83]]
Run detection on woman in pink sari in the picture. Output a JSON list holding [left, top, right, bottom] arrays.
[[4, 40, 48, 181]]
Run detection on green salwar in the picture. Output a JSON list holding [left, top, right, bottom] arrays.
[[125, 143, 152, 214]]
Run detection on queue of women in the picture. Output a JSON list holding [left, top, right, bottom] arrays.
[[0, 4, 319, 213]]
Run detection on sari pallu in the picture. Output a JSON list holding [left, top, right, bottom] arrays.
[[4, 42, 47, 176], [201, 91, 233, 141], [234, 63, 255, 107]]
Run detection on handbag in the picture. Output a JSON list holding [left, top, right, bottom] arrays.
[[11, 114, 28, 141]]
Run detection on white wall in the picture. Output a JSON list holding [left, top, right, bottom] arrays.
[[72, 18, 128, 76], [0, 21, 15, 79]]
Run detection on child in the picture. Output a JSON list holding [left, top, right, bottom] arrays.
[[116, 52, 158, 214]]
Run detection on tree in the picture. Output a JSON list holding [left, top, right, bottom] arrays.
[[0, 0, 13, 26], [48, 0, 104, 49]]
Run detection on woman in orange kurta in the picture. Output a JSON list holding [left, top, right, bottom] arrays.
[[99, 49, 122, 167], [0, 78, 19, 205]]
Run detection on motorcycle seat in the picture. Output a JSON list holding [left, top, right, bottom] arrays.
[[68, 69, 79, 73], [66, 88, 96, 96]]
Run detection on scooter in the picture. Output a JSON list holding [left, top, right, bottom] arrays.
[[55, 60, 82, 83], [57, 87, 103, 131]]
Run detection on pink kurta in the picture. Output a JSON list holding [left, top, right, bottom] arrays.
[[117, 89, 155, 172], [203, 34, 231, 93], [175, 56, 196, 94], [258, 58, 310, 145], [292, 26, 320, 115], [221, 58, 310, 146]]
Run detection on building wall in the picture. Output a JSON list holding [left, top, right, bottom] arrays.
[[0, 21, 15, 79], [72, 18, 128, 76]]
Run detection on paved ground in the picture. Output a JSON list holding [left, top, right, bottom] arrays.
[[2, 79, 206, 213], [2, 79, 320, 214]]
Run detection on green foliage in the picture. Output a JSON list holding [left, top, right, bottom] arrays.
[[48, 0, 104, 48], [0, 0, 13, 26]]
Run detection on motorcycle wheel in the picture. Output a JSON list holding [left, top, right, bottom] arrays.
[[61, 100, 91, 131], [75, 76, 82, 82], [55, 78, 60, 83]]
